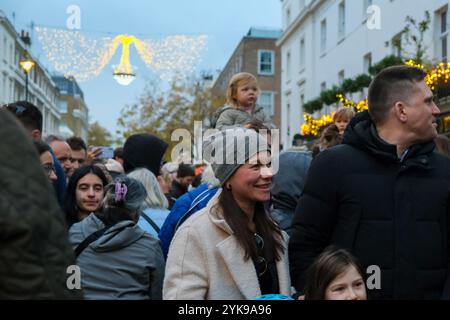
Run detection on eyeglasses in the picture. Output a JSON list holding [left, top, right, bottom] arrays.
[[42, 164, 56, 175], [254, 233, 268, 276]]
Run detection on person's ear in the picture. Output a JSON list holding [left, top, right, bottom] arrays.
[[393, 102, 407, 123], [157, 175, 169, 193], [30, 129, 42, 142]]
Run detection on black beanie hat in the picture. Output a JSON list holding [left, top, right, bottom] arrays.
[[123, 133, 168, 176]]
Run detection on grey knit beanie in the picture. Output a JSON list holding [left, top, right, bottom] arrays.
[[203, 129, 270, 185]]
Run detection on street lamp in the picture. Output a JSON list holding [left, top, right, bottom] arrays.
[[19, 51, 35, 101]]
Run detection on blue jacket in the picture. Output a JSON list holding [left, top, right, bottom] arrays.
[[159, 183, 219, 258]]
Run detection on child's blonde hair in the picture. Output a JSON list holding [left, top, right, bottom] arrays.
[[226, 72, 259, 108], [333, 108, 355, 123]]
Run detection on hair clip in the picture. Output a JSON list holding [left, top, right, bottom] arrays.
[[114, 182, 128, 202]]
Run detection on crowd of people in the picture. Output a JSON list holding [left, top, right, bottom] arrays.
[[2, 66, 450, 300]]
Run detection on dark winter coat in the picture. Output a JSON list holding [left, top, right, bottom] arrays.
[[0, 109, 82, 299], [289, 111, 450, 300], [270, 150, 311, 236]]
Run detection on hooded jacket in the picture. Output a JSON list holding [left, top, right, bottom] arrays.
[[69, 213, 165, 299], [163, 189, 291, 300], [123, 133, 168, 176], [270, 150, 311, 236], [289, 110, 450, 300], [0, 109, 81, 299]]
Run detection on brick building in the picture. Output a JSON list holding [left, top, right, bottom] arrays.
[[211, 27, 283, 128]]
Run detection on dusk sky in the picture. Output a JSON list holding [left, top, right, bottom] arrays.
[[1, 0, 282, 137]]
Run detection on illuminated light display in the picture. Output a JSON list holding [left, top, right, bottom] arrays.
[[301, 61, 450, 137], [35, 26, 208, 84]]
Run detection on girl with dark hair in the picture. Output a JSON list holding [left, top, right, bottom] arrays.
[[69, 176, 165, 299], [64, 165, 108, 227], [304, 246, 367, 300], [164, 129, 291, 300]]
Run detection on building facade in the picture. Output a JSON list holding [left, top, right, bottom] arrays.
[[211, 27, 283, 128], [0, 10, 60, 136], [278, 0, 449, 147], [52, 75, 89, 141]]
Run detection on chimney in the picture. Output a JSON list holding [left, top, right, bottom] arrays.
[[20, 30, 31, 46]]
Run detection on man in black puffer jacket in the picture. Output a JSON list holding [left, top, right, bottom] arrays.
[[289, 65, 450, 299]]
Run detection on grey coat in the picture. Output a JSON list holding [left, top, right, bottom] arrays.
[[215, 105, 274, 130], [69, 213, 165, 299]]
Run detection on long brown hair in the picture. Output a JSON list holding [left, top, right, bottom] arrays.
[[304, 246, 365, 300], [214, 187, 284, 263]]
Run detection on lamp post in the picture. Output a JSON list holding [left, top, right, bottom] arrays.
[[19, 51, 35, 101]]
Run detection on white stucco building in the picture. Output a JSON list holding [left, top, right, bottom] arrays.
[[0, 10, 60, 136], [277, 0, 449, 147]]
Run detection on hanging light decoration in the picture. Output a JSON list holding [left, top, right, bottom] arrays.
[[35, 26, 208, 84], [112, 35, 137, 86]]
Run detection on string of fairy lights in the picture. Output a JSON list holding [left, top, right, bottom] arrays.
[[301, 60, 450, 137], [35, 26, 208, 84]]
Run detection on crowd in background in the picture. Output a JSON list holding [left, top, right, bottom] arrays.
[[2, 67, 450, 300]]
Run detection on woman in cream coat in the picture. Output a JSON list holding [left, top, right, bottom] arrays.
[[163, 129, 291, 300]]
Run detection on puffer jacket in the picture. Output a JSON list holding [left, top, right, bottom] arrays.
[[0, 109, 81, 299], [215, 105, 274, 130], [289, 110, 450, 300]]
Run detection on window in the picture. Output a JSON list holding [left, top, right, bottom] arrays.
[[321, 82, 327, 92], [338, 1, 346, 40], [299, 37, 306, 69], [286, 8, 291, 26], [320, 19, 327, 54], [338, 70, 345, 85], [440, 9, 448, 61], [259, 92, 274, 116], [287, 103, 291, 139], [300, 93, 305, 113], [363, 53, 372, 73], [58, 100, 68, 113], [9, 43, 13, 64], [286, 51, 292, 79], [2, 37, 6, 62], [258, 50, 275, 75]]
